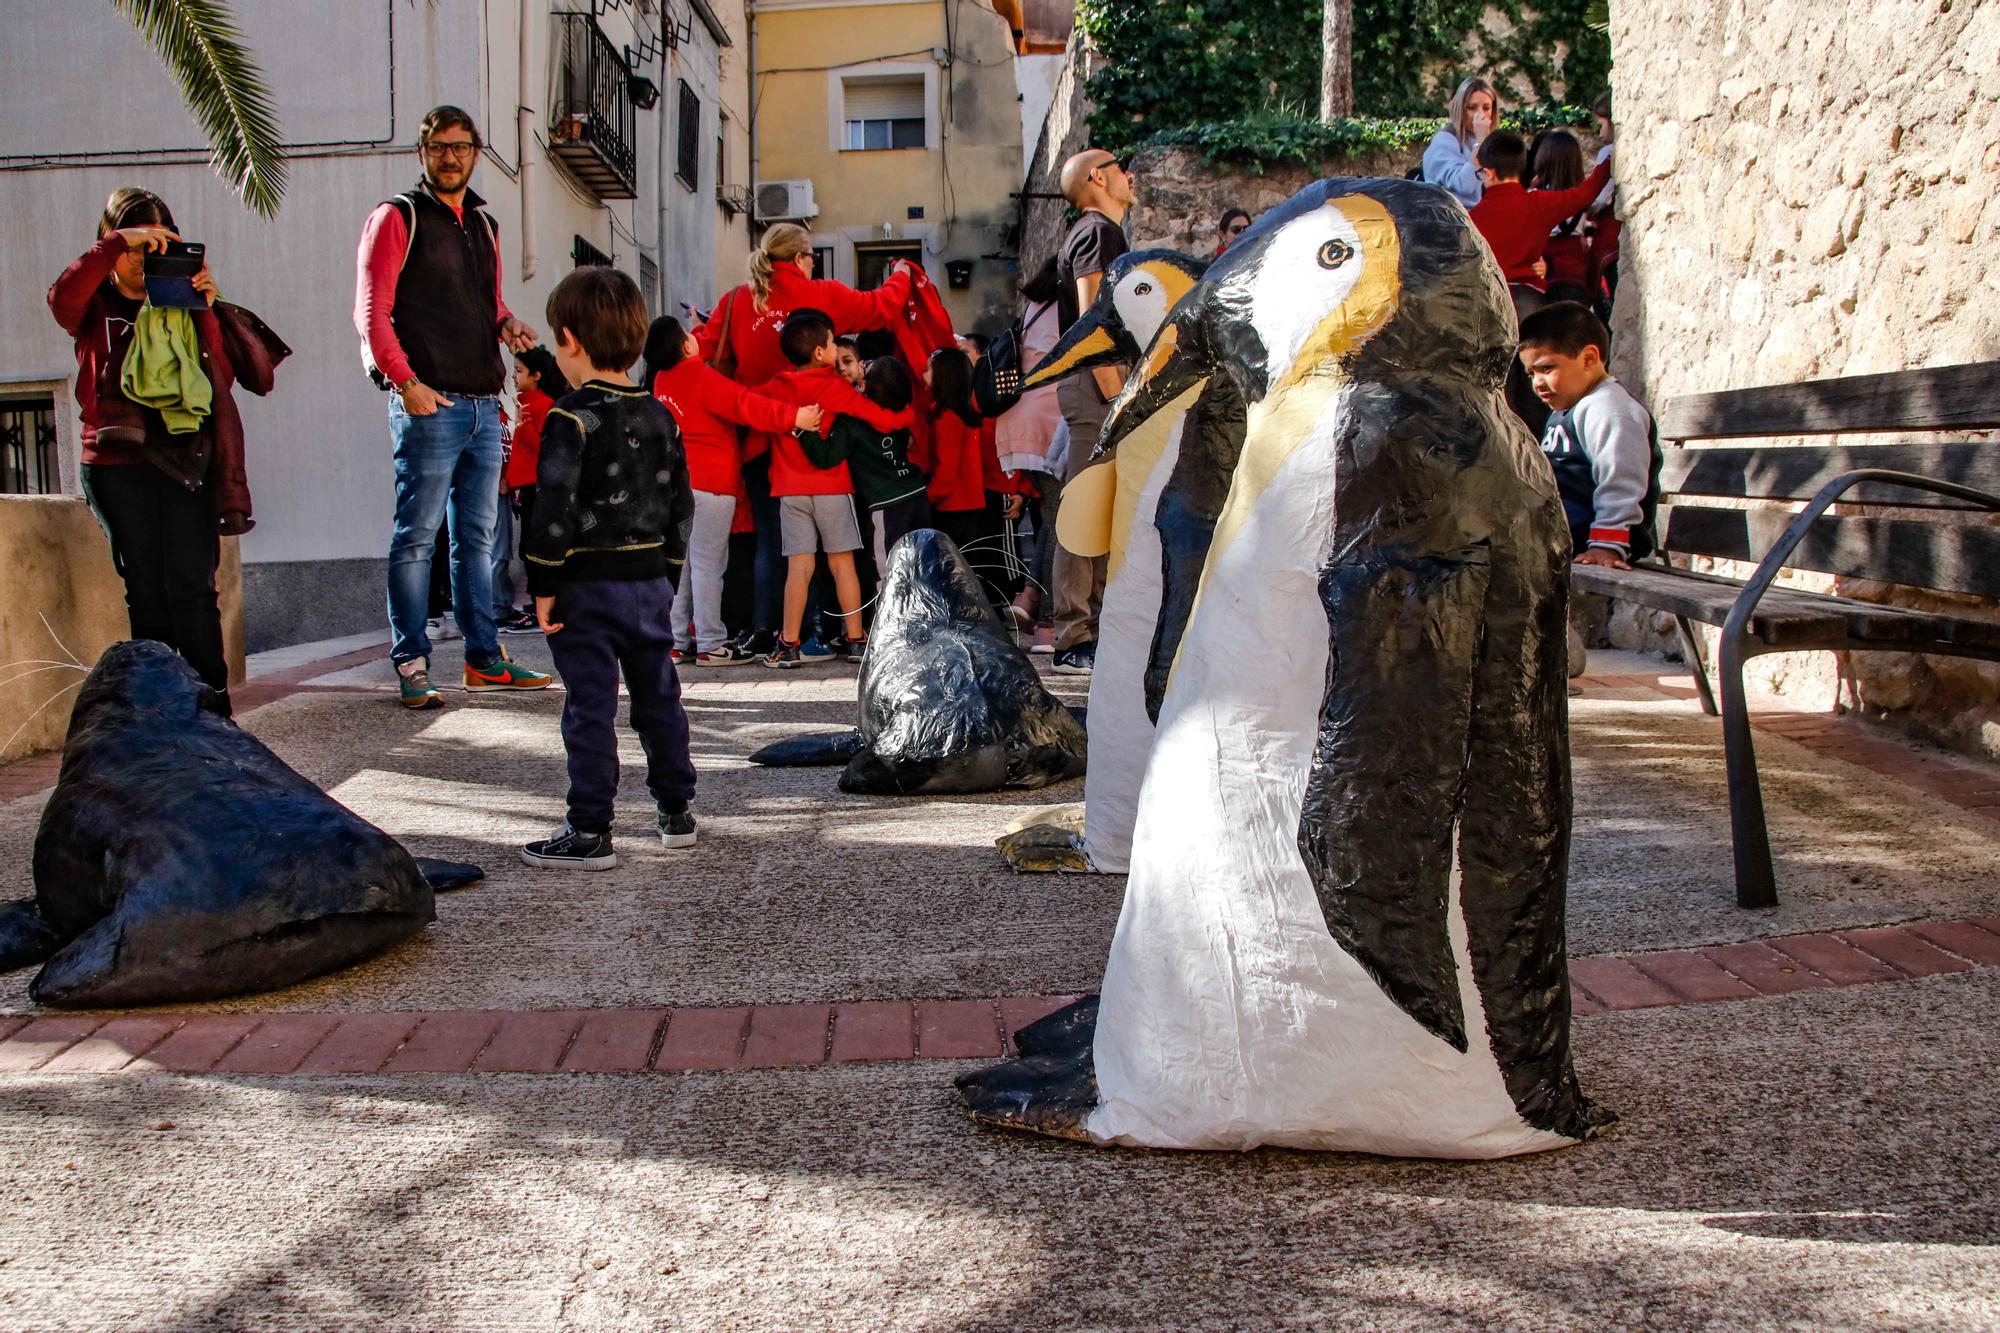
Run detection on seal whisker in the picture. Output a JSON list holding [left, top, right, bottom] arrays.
[[36, 614, 85, 668], [1, 679, 83, 758]]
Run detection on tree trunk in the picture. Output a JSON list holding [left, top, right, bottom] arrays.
[[1320, 0, 1353, 120]]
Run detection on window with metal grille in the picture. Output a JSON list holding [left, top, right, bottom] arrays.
[[842, 75, 924, 151], [676, 81, 701, 189], [0, 397, 59, 495], [638, 254, 660, 316], [573, 235, 612, 268]]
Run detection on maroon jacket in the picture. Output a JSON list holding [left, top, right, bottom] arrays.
[[48, 235, 287, 530]]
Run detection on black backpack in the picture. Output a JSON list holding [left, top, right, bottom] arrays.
[[972, 301, 1055, 417]]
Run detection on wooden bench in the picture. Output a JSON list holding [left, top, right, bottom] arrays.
[[1570, 361, 2000, 910]]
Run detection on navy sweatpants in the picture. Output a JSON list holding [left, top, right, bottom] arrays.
[[545, 576, 695, 834]]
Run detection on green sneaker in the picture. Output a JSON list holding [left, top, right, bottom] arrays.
[[464, 652, 553, 693], [397, 657, 442, 710]]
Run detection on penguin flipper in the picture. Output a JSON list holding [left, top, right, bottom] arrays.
[[748, 731, 865, 767], [1297, 546, 1491, 1052], [0, 900, 66, 973]]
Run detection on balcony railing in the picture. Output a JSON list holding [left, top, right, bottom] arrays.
[[549, 12, 638, 201]]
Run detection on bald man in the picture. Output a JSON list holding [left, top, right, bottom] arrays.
[[1045, 147, 1137, 675]]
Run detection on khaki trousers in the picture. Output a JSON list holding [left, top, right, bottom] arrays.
[[1051, 373, 1117, 651]]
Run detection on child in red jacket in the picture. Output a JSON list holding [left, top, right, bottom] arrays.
[[498, 346, 568, 633], [1467, 131, 1611, 290], [925, 346, 1021, 618], [643, 317, 820, 665], [759, 308, 913, 667]]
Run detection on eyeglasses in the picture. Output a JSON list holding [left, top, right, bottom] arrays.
[[1226, 222, 1249, 235], [423, 141, 480, 161]]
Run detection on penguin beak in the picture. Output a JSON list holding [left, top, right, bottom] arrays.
[[1023, 310, 1120, 390], [1098, 322, 1205, 456]]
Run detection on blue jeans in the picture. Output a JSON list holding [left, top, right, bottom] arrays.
[[744, 455, 783, 633], [490, 493, 517, 619], [387, 395, 503, 668]]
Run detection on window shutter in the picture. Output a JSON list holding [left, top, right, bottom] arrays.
[[843, 77, 923, 122]]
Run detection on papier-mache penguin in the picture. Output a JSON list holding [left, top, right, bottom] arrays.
[[995, 248, 1229, 875], [959, 178, 1613, 1156]]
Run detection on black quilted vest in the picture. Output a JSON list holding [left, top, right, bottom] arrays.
[[384, 182, 505, 396]]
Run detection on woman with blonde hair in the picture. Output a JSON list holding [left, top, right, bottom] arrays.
[[1423, 76, 1500, 207], [695, 223, 917, 653]]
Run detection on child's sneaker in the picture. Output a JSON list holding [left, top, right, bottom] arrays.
[[798, 636, 836, 662], [670, 646, 690, 665], [658, 807, 697, 849], [520, 823, 617, 870], [697, 643, 757, 666], [498, 610, 542, 635], [843, 636, 868, 664], [465, 650, 554, 692], [764, 638, 804, 670], [396, 656, 443, 710]]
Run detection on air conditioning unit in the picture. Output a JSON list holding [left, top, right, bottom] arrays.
[[754, 179, 818, 222]]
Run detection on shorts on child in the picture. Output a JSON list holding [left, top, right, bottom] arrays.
[[778, 493, 862, 557]]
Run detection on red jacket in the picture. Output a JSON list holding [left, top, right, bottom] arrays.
[[48, 234, 284, 526], [697, 264, 914, 390], [927, 412, 991, 512], [1542, 231, 1592, 292], [762, 366, 912, 496], [1467, 161, 1612, 285], [503, 387, 555, 490], [652, 360, 796, 496]]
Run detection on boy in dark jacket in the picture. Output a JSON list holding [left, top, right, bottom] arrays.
[[520, 268, 698, 869]]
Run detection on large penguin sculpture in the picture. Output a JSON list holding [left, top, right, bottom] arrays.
[[958, 178, 1612, 1156], [997, 248, 1225, 875]]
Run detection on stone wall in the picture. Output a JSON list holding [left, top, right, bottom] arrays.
[[1018, 31, 1098, 279], [1608, 0, 2000, 758], [1, 496, 244, 762]]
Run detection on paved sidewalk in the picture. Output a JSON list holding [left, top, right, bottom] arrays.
[[1, 636, 1998, 1328]]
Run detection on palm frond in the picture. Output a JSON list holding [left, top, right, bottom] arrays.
[[111, 0, 287, 216], [1586, 0, 1610, 32]]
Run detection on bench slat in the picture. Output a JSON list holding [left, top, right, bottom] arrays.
[[1661, 443, 2000, 507], [1660, 505, 2000, 599], [1658, 361, 2000, 440], [1571, 563, 2000, 652]]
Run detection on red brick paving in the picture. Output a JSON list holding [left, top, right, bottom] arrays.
[[738, 1003, 830, 1069], [474, 1010, 587, 1073], [1625, 951, 1760, 1004], [1566, 957, 1680, 1010], [1000, 995, 1082, 1053], [1836, 926, 1974, 979], [654, 1005, 750, 1072], [1698, 941, 1834, 996], [293, 1013, 419, 1074], [0, 1016, 105, 1072], [560, 1009, 667, 1072], [1765, 933, 1904, 987], [135, 1014, 263, 1072], [383, 1011, 504, 1073], [213, 1014, 341, 1074], [916, 1000, 1004, 1059], [1907, 920, 2000, 967], [828, 1001, 916, 1063], [39, 1015, 182, 1072]]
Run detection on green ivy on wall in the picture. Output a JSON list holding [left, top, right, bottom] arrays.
[[1077, 0, 1611, 150], [1138, 105, 1593, 171]]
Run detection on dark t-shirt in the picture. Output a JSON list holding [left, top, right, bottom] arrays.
[[1056, 210, 1129, 331]]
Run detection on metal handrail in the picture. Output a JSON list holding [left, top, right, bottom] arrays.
[[550, 12, 637, 194]]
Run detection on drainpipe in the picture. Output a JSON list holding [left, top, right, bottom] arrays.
[[747, 1, 759, 204], [518, 0, 540, 281]]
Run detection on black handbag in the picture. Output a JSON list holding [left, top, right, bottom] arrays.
[[972, 301, 1054, 417]]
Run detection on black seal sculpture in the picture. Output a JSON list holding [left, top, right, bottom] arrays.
[[0, 641, 478, 1007], [749, 529, 1086, 794]]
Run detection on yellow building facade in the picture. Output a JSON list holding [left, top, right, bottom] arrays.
[[749, 0, 1025, 331]]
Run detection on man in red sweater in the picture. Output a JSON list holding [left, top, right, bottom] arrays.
[[758, 309, 914, 668]]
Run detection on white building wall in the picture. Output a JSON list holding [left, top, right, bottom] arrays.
[[0, 0, 717, 651]]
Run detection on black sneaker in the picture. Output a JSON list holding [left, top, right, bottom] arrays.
[[520, 823, 617, 871], [764, 638, 804, 670], [738, 628, 778, 657], [1052, 641, 1096, 675], [498, 611, 542, 635], [843, 636, 868, 664], [658, 807, 697, 850]]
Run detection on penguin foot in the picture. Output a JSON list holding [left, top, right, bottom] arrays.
[[955, 996, 1100, 1140], [0, 900, 65, 973], [996, 824, 1094, 873]]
